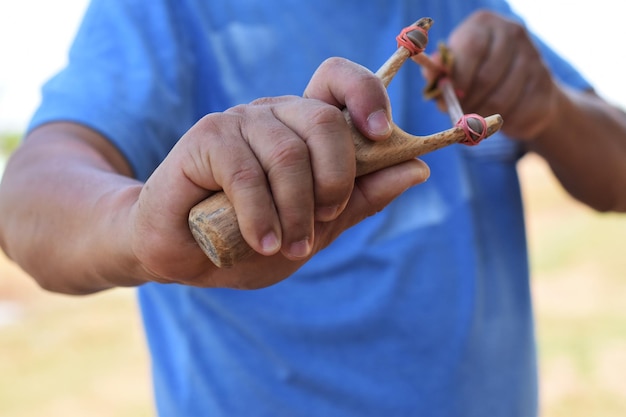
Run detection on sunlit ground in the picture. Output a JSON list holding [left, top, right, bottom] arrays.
[[0, 266, 153, 417], [1, 153, 625, 416], [521, 155, 626, 416]]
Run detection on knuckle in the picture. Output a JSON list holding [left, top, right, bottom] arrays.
[[319, 56, 349, 71], [195, 112, 240, 139], [249, 97, 274, 106], [318, 57, 373, 88], [267, 138, 309, 170], [223, 104, 248, 117], [195, 112, 223, 132], [473, 10, 497, 23], [249, 95, 299, 106], [507, 21, 527, 41], [308, 105, 346, 132], [227, 162, 265, 192]]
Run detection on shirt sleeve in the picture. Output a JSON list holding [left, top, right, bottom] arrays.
[[28, 0, 197, 181]]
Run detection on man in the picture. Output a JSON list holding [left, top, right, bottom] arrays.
[[1, 1, 625, 416]]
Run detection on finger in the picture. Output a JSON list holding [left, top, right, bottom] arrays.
[[315, 158, 430, 249], [447, 15, 492, 97], [235, 100, 317, 259], [351, 159, 430, 221], [420, 52, 443, 82], [473, 52, 528, 118], [315, 159, 430, 250], [225, 159, 431, 288], [457, 18, 524, 111], [497, 55, 557, 140], [193, 112, 284, 256], [268, 98, 356, 222], [304, 57, 393, 140]]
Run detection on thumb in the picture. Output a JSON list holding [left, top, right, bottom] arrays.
[[304, 57, 393, 141]]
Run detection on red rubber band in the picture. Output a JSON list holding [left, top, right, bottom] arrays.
[[396, 26, 427, 56], [456, 113, 487, 146]]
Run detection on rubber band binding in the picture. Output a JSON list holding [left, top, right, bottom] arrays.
[[456, 114, 487, 146], [396, 26, 427, 56]]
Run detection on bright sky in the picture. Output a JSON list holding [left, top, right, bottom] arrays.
[[0, 0, 89, 132], [0, 1, 625, 133]]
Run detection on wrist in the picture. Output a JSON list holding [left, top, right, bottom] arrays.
[[91, 183, 151, 290], [522, 82, 569, 146]]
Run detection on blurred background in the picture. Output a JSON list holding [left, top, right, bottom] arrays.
[[1, 1, 625, 416]]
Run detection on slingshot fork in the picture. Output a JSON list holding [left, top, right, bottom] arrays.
[[188, 17, 504, 267]]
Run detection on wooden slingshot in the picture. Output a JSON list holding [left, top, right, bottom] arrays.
[[188, 17, 504, 267]]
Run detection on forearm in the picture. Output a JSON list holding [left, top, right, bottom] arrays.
[[526, 85, 626, 212], [0, 123, 147, 294]]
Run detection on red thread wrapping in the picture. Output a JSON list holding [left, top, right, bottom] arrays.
[[396, 26, 427, 56], [456, 113, 487, 146]]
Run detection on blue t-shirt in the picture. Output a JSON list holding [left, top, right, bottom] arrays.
[[30, 1, 590, 416]]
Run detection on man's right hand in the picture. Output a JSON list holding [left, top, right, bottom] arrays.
[[131, 57, 429, 288], [0, 58, 429, 293]]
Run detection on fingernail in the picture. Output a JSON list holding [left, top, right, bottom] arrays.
[[260, 232, 280, 255], [366, 109, 391, 137], [287, 238, 311, 259]]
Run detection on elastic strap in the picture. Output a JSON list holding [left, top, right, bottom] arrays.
[[396, 26, 427, 56], [456, 113, 487, 146]]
